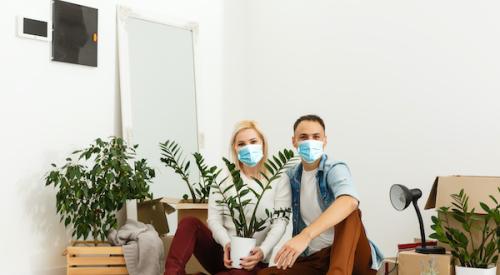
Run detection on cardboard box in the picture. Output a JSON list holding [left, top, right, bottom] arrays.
[[134, 197, 208, 235], [377, 257, 398, 275], [424, 176, 500, 274], [162, 234, 208, 274], [398, 250, 454, 275], [425, 176, 499, 214], [136, 198, 176, 235], [163, 198, 208, 225], [424, 176, 500, 248]]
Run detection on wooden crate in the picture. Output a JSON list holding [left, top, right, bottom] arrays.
[[65, 243, 128, 275]]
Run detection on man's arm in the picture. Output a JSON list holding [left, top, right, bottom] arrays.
[[274, 195, 359, 269]]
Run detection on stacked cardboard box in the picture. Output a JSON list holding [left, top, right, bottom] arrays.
[[377, 257, 398, 275], [424, 176, 499, 275], [397, 176, 499, 275]]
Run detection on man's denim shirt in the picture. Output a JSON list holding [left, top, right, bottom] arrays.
[[285, 154, 384, 270]]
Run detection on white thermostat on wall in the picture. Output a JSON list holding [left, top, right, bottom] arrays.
[[17, 16, 51, 41]]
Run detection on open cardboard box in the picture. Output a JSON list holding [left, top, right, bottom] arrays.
[[424, 176, 499, 274], [136, 197, 208, 274], [135, 197, 209, 234], [137, 198, 176, 235]]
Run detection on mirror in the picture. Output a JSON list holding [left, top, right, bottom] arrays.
[[117, 7, 200, 199]]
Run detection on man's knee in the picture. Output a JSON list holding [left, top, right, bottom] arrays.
[[340, 209, 362, 226]]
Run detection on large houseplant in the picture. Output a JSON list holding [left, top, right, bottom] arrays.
[[211, 149, 295, 268], [430, 188, 499, 275], [45, 137, 155, 242], [160, 140, 220, 203]]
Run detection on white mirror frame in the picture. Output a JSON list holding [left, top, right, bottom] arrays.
[[116, 5, 201, 148], [116, 6, 201, 220]]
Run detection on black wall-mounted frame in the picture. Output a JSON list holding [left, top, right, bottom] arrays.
[[52, 0, 98, 67]]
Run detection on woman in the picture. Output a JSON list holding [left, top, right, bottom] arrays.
[[165, 120, 291, 275]]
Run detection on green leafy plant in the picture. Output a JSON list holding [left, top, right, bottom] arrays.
[[160, 140, 221, 203], [430, 188, 500, 268], [45, 137, 155, 242], [211, 149, 296, 238]]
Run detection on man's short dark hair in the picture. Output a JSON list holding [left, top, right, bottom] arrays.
[[293, 114, 325, 132]]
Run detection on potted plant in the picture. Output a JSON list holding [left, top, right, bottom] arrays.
[[211, 149, 295, 268], [45, 137, 155, 242], [160, 140, 220, 203], [430, 188, 499, 275], [159, 140, 221, 225]]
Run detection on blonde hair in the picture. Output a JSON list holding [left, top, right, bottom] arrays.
[[230, 120, 268, 175]]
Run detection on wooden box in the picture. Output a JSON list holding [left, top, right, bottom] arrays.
[[65, 244, 128, 275]]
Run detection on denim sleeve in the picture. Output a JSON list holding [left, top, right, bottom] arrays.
[[327, 163, 360, 202]]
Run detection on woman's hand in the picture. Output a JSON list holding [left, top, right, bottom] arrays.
[[240, 247, 264, 270], [274, 232, 312, 269], [223, 243, 232, 268]]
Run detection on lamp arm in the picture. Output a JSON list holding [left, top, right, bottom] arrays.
[[412, 200, 427, 248]]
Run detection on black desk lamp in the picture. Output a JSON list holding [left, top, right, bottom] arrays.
[[389, 184, 446, 254]]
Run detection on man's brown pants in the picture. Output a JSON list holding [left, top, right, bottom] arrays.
[[258, 209, 376, 275]]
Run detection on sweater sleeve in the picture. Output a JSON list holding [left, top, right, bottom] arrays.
[[258, 174, 292, 260], [207, 181, 232, 247]]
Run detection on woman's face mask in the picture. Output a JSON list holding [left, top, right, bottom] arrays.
[[237, 144, 263, 167], [298, 140, 324, 163]]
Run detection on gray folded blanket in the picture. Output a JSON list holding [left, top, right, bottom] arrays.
[[108, 219, 165, 275]]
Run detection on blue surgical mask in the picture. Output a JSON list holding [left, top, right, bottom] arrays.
[[298, 140, 324, 163], [237, 144, 263, 167]]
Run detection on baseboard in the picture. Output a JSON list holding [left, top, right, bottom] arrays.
[[34, 266, 65, 275]]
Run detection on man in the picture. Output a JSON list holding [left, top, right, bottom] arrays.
[[258, 115, 383, 275]]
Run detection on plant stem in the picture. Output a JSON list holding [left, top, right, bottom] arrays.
[[213, 180, 241, 237], [234, 186, 249, 237], [248, 179, 271, 236], [183, 176, 197, 203]]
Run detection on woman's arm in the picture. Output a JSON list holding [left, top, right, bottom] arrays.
[[207, 183, 232, 247], [258, 174, 292, 258]]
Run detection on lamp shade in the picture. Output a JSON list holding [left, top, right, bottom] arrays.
[[390, 184, 412, 211]]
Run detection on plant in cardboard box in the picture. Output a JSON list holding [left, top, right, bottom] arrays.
[[160, 140, 220, 203], [45, 137, 155, 242], [211, 149, 295, 268], [430, 188, 499, 275]]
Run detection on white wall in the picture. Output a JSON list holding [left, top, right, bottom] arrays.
[[0, 0, 223, 274], [2, 0, 500, 272], [224, 0, 500, 256]]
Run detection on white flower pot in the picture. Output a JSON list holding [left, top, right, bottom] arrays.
[[230, 236, 256, 269], [455, 266, 497, 275]]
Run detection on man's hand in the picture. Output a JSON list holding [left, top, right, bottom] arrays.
[[223, 243, 232, 268], [274, 232, 312, 269], [240, 247, 264, 270]]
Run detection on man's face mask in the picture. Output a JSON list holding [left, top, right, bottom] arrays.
[[237, 144, 263, 167], [298, 140, 324, 163]]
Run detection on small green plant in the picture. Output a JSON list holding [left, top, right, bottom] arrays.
[[211, 149, 295, 238], [45, 137, 155, 242], [160, 140, 221, 203], [429, 188, 500, 268]]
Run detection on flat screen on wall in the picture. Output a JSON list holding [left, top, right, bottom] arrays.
[[52, 0, 98, 67]]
